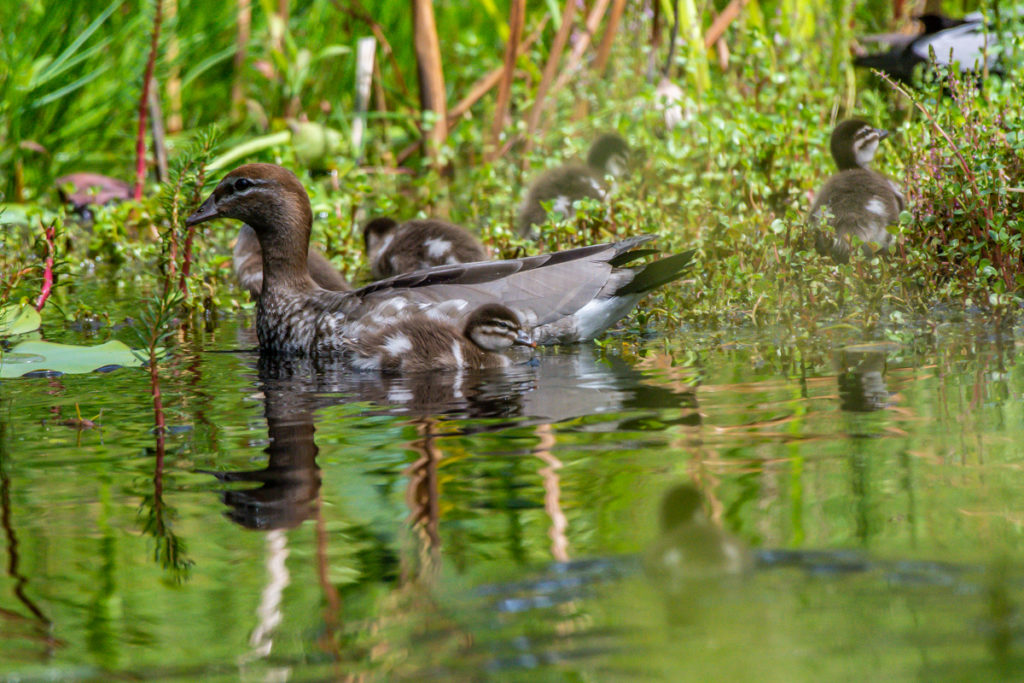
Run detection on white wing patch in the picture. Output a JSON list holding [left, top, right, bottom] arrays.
[[424, 237, 452, 259], [383, 334, 412, 355], [551, 196, 573, 217], [425, 299, 468, 321], [865, 197, 888, 217]]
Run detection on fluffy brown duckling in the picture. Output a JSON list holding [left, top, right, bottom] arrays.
[[363, 217, 488, 279], [233, 223, 351, 297], [344, 303, 534, 373], [809, 119, 905, 263], [517, 133, 632, 237], [185, 163, 695, 356]]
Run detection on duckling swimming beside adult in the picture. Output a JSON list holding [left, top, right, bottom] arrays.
[[809, 118, 905, 263], [517, 133, 632, 238], [344, 303, 534, 372], [186, 163, 696, 357]]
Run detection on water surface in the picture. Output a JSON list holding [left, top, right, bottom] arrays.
[[2, 311, 1023, 681]]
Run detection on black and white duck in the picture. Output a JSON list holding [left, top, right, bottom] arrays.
[[186, 164, 695, 358], [809, 119, 905, 263], [517, 133, 632, 237], [854, 9, 1020, 85], [363, 216, 488, 279]]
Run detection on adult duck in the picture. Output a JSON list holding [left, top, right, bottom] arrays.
[[186, 163, 695, 357]]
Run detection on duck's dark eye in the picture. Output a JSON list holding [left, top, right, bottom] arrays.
[[234, 177, 254, 192]]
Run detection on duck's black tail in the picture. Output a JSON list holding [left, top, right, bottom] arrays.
[[615, 248, 697, 296]]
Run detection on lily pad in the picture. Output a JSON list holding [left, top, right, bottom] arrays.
[[0, 304, 42, 337], [0, 339, 152, 379]]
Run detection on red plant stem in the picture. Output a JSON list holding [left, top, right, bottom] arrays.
[[150, 343, 166, 469], [178, 227, 195, 297], [134, 0, 164, 201], [177, 165, 206, 298], [33, 223, 55, 312]]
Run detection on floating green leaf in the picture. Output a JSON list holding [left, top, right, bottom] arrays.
[[0, 339, 150, 379], [0, 304, 42, 337]]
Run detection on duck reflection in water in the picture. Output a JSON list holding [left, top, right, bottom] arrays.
[[205, 385, 322, 531], [645, 483, 753, 592], [837, 346, 892, 413], [236, 318, 699, 424]]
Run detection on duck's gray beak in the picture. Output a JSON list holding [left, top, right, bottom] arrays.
[[514, 330, 536, 348], [876, 128, 890, 140], [185, 194, 219, 226]]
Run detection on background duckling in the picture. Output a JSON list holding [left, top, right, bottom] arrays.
[[809, 118, 905, 263], [344, 302, 534, 373], [233, 223, 351, 298], [644, 483, 754, 589], [516, 132, 632, 238], [363, 216, 488, 279]]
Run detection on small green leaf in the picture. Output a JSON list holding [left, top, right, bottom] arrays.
[[0, 340, 153, 379], [0, 305, 42, 337]]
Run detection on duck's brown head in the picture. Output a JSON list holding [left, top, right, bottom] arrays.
[[830, 119, 889, 171], [188, 164, 315, 286], [186, 163, 312, 239], [464, 303, 535, 352]]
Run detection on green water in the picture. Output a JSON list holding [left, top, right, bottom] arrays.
[[2, 312, 1023, 681]]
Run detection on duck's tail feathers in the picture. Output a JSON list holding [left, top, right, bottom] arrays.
[[615, 249, 697, 296], [609, 248, 660, 267]]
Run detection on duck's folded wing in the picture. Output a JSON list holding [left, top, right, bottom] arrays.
[[349, 236, 657, 326]]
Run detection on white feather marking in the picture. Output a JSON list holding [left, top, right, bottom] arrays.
[[373, 232, 394, 256], [551, 196, 573, 217], [383, 334, 412, 355], [426, 299, 467, 321], [854, 136, 879, 166], [424, 237, 452, 259], [451, 341, 465, 399], [450, 340, 464, 368], [605, 156, 627, 178], [865, 197, 887, 217]]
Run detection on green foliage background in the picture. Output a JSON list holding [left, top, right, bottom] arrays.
[[0, 0, 1022, 327]]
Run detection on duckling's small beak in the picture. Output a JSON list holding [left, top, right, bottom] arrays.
[[514, 330, 536, 348], [185, 194, 219, 226], [876, 128, 890, 141]]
